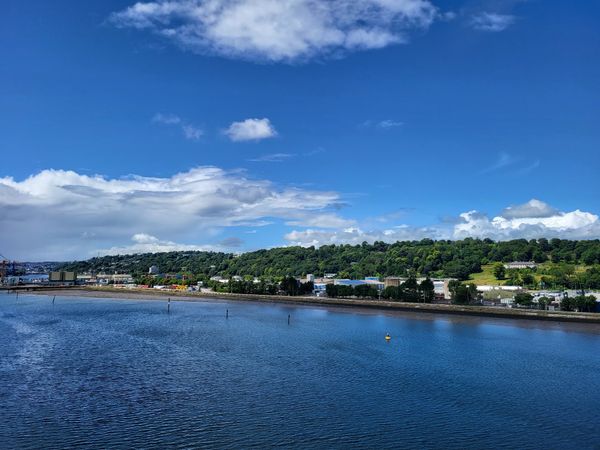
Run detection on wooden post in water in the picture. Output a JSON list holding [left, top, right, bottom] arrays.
[[226, 309, 229, 319], [167, 297, 171, 314], [52, 296, 56, 305], [288, 314, 290, 325]]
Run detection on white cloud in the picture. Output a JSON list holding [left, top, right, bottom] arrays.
[[470, 12, 515, 32], [500, 199, 558, 220], [152, 113, 181, 125], [225, 118, 277, 142], [182, 124, 203, 140], [99, 233, 221, 255], [0, 167, 345, 260], [153, 112, 203, 140], [285, 225, 445, 247], [285, 199, 600, 247], [453, 208, 600, 240], [377, 119, 404, 129], [480, 153, 540, 176], [516, 159, 540, 175], [360, 119, 404, 129], [248, 153, 294, 162], [480, 152, 516, 174], [286, 213, 356, 229], [110, 0, 439, 63], [219, 236, 244, 247]]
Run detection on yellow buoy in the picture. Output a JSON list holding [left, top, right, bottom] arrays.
[[385, 334, 391, 341]]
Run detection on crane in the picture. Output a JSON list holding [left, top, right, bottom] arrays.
[[0, 253, 20, 283]]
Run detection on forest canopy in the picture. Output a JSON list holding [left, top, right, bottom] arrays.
[[60, 238, 600, 283]]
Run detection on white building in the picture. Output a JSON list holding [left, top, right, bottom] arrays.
[[504, 261, 537, 270], [96, 273, 134, 284], [477, 285, 522, 292], [210, 276, 229, 284], [148, 265, 160, 275]]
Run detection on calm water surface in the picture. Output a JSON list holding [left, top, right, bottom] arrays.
[[1, 294, 599, 449]]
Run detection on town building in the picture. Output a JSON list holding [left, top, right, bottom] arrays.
[[48, 271, 77, 285], [210, 275, 229, 283], [314, 283, 327, 296], [95, 273, 134, 285], [384, 277, 454, 300], [148, 265, 160, 275], [334, 278, 385, 291], [504, 261, 537, 270]]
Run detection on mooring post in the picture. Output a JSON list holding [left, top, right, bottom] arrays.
[[167, 297, 171, 314], [226, 309, 229, 319], [288, 314, 290, 325], [52, 295, 56, 305]]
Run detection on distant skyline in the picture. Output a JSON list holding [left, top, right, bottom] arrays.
[[1, 0, 599, 260]]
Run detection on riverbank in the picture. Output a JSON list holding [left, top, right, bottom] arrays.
[[22, 286, 600, 324]]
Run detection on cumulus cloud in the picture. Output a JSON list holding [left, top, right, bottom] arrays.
[[285, 199, 600, 247], [219, 236, 244, 247], [453, 208, 600, 240], [99, 233, 221, 255], [225, 118, 277, 141], [110, 0, 439, 63], [470, 12, 515, 32], [285, 225, 445, 247], [153, 112, 203, 140], [0, 167, 345, 260], [500, 199, 559, 220]]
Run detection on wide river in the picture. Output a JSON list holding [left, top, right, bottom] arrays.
[[1, 294, 599, 449]]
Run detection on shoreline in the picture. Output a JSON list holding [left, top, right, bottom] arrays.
[[17, 286, 600, 325]]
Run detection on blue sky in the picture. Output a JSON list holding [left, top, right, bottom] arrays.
[[1, 0, 599, 260]]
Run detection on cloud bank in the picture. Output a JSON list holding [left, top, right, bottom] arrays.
[[0, 167, 343, 260], [286, 199, 600, 247], [110, 0, 439, 62], [1, 167, 597, 261], [98, 233, 220, 255]]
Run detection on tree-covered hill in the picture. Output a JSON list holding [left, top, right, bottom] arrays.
[[59, 238, 600, 281]]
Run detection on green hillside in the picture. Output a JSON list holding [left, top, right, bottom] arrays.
[[59, 238, 600, 289]]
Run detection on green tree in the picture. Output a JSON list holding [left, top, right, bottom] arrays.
[[325, 284, 338, 298], [280, 276, 299, 295], [574, 295, 597, 313], [521, 273, 535, 287], [354, 284, 378, 298], [493, 263, 506, 280], [419, 278, 435, 303], [514, 292, 534, 307], [561, 295, 573, 312], [450, 282, 477, 305], [537, 296, 551, 310]]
